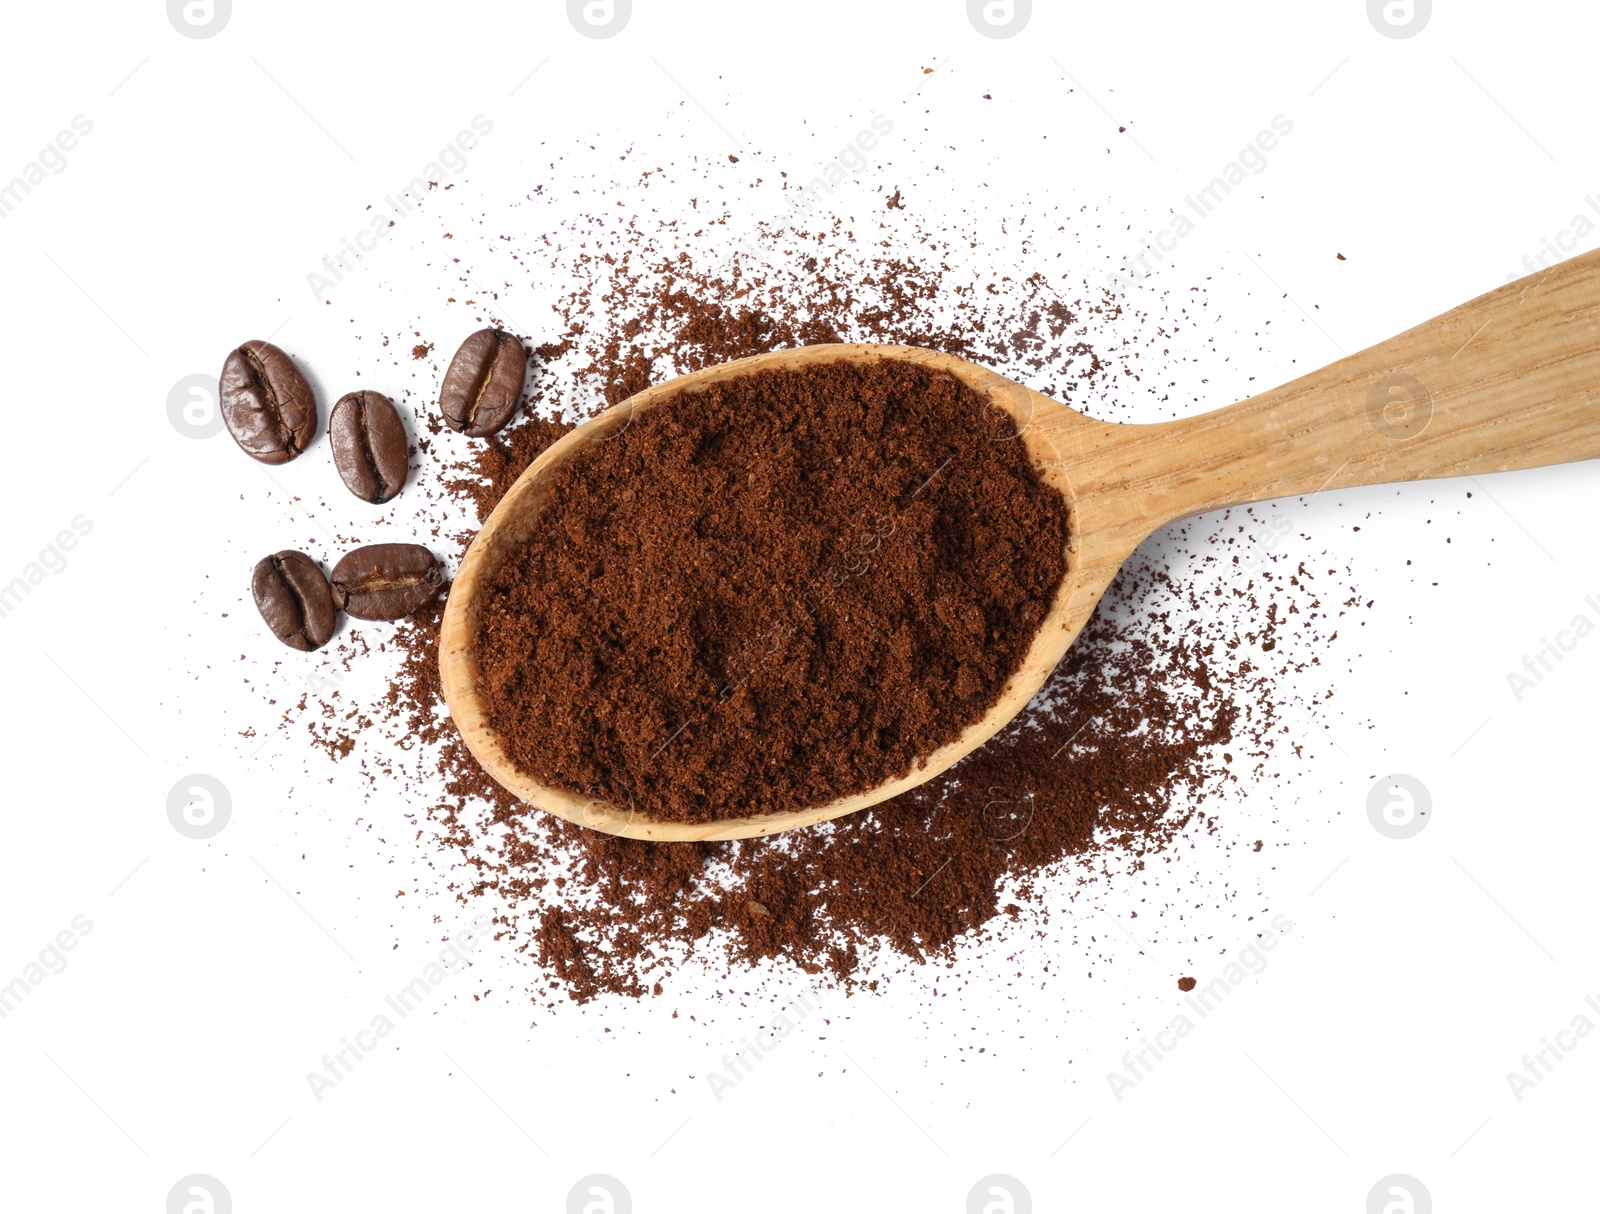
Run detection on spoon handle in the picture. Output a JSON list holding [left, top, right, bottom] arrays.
[[1081, 248, 1600, 532]]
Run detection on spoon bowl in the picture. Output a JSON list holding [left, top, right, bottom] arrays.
[[442, 251, 1600, 840]]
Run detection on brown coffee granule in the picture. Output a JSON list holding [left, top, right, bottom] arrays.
[[441, 415, 573, 527], [1178, 976, 1197, 992], [474, 360, 1069, 822]]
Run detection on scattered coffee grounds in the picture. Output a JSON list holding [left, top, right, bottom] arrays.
[[517, 586, 1236, 1001], [238, 140, 1365, 1008], [406, 459, 1290, 1003], [474, 360, 1069, 822]]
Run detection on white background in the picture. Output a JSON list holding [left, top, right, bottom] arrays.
[[2, 1, 1598, 1211]]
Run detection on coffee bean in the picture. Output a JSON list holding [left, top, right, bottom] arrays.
[[220, 340, 318, 463], [330, 391, 408, 503], [331, 544, 444, 620], [439, 328, 526, 437], [252, 550, 337, 651]]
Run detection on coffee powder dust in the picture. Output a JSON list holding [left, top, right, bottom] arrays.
[[394, 389, 1348, 1006], [239, 142, 1367, 1008], [475, 360, 1068, 822]]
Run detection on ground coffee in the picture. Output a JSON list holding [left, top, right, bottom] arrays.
[[272, 165, 1360, 1006], [474, 360, 1069, 822]]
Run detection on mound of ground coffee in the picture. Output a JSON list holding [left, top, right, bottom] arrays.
[[473, 359, 1070, 823]]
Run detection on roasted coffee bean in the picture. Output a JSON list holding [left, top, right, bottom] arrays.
[[330, 544, 444, 620], [220, 340, 318, 464], [330, 390, 408, 503], [439, 328, 526, 437], [252, 550, 338, 651]]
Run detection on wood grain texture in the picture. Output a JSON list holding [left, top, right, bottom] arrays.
[[440, 250, 1600, 840]]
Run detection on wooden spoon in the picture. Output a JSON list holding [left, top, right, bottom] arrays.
[[441, 250, 1600, 841]]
